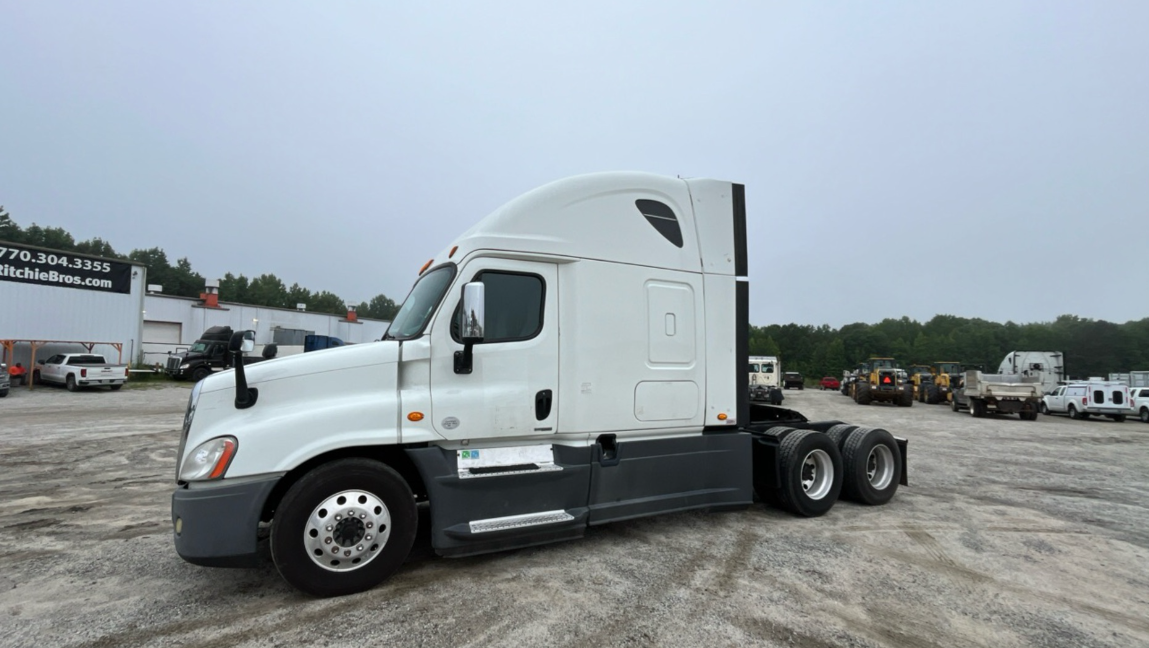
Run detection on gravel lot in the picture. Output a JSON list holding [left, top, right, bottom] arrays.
[[2, 382, 1148, 647]]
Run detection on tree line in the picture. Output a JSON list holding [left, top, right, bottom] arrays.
[[5, 207, 1146, 372], [751, 314, 1149, 381], [0, 207, 400, 320]]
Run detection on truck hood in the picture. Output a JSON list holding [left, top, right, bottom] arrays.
[[184, 340, 405, 478], [199, 341, 400, 393]]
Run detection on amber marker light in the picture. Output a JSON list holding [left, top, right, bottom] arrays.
[[449, 245, 459, 258], [717, 413, 728, 421], [407, 412, 425, 422], [418, 259, 433, 275]]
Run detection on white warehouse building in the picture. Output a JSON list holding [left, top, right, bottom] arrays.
[[140, 291, 390, 366], [0, 241, 390, 373]]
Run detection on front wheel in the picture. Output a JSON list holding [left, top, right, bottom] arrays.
[[271, 458, 417, 597], [191, 367, 211, 383], [1040, 402, 1049, 415], [66, 375, 77, 392], [1141, 407, 1149, 423]]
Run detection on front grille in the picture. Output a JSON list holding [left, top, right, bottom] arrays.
[[166, 356, 181, 372]]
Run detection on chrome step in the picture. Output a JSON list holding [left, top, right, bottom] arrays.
[[460, 463, 562, 479], [468, 510, 575, 534]]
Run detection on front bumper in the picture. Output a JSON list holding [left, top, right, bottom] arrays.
[[171, 475, 280, 567]]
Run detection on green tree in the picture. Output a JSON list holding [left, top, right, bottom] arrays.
[[358, 294, 400, 320], [0, 206, 21, 242]]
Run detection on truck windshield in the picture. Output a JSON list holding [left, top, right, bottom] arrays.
[[189, 342, 210, 353], [385, 265, 457, 340]]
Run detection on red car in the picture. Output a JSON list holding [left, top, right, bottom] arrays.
[[820, 376, 840, 390]]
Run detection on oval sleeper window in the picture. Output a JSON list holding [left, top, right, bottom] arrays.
[[636, 199, 684, 248]]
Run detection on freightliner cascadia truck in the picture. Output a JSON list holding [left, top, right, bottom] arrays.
[[172, 172, 908, 597]]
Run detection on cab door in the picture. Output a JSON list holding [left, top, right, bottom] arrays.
[[428, 259, 559, 441]]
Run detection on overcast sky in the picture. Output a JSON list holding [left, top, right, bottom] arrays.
[[3, 2, 1146, 327]]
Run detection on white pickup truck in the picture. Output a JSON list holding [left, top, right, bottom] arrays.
[[1041, 381, 1133, 422], [37, 353, 128, 391], [951, 370, 1041, 420]]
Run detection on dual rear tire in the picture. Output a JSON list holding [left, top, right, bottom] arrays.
[[759, 426, 902, 517]]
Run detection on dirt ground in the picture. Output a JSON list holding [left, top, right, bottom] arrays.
[[2, 382, 1148, 648]]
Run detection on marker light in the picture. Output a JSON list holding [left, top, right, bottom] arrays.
[[408, 412, 425, 422], [419, 259, 433, 275], [717, 413, 728, 421], [449, 246, 459, 258]]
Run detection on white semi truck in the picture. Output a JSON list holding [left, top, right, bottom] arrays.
[[171, 173, 908, 597]]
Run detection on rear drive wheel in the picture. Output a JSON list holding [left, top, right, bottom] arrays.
[[855, 383, 872, 406], [971, 398, 987, 418], [841, 427, 901, 505], [66, 375, 77, 392], [898, 387, 913, 407], [271, 458, 417, 597], [774, 430, 842, 517], [926, 386, 940, 405]]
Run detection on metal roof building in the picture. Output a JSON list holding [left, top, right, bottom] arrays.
[[1, 240, 390, 372], [0, 240, 147, 367]]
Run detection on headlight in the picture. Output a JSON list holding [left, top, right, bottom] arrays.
[[179, 437, 238, 481], [180, 363, 190, 370]]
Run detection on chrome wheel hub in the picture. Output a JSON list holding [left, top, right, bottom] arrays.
[[800, 449, 833, 500], [304, 489, 391, 572], [866, 444, 895, 490]]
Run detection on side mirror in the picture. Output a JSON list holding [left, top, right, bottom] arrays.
[[461, 282, 485, 343], [455, 282, 485, 375], [228, 330, 256, 354]]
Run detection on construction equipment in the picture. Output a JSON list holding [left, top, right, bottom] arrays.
[[851, 357, 913, 407], [907, 365, 933, 401], [923, 362, 962, 404]]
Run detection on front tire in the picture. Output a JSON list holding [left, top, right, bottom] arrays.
[[191, 367, 211, 383], [1040, 402, 1049, 415], [271, 459, 417, 597], [855, 383, 872, 406], [1141, 407, 1149, 423]]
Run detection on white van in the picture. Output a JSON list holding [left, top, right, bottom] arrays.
[[1041, 381, 1134, 422]]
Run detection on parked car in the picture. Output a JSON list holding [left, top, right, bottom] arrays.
[[37, 353, 129, 392], [783, 371, 804, 390], [819, 376, 840, 390], [1132, 387, 1149, 423], [1041, 381, 1134, 422]]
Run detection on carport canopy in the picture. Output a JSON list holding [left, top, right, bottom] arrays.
[[1, 339, 124, 390]]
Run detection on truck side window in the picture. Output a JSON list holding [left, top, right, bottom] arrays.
[[1093, 390, 1104, 404], [452, 271, 544, 343]]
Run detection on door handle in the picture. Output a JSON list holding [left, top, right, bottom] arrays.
[[535, 389, 553, 420]]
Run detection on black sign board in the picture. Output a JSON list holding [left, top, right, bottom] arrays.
[[0, 241, 134, 294]]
